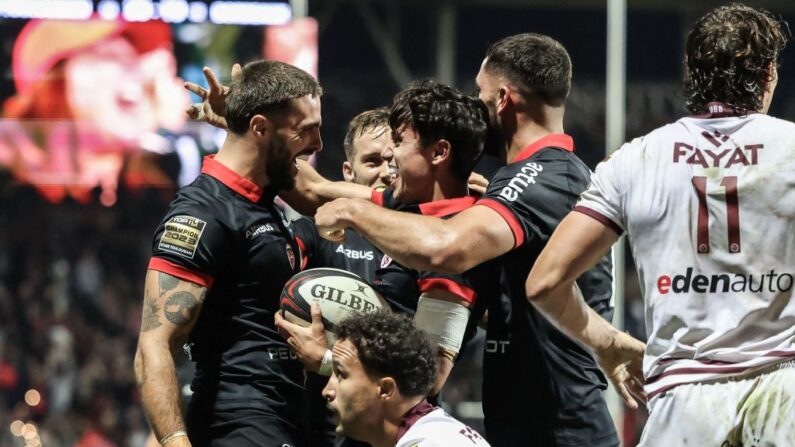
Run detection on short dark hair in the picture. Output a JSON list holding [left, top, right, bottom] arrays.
[[484, 33, 572, 106], [389, 80, 487, 181], [343, 108, 390, 162], [336, 311, 436, 397], [685, 3, 788, 114], [225, 60, 323, 134]]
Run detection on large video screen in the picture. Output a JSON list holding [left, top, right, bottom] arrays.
[[0, 0, 317, 205]]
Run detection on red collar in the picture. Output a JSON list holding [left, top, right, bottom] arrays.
[[395, 399, 435, 443], [201, 155, 263, 203], [418, 196, 477, 217], [512, 133, 574, 163]]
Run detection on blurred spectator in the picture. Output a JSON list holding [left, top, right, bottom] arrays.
[[1, 18, 198, 205]]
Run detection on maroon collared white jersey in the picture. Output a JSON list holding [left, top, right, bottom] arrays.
[[396, 408, 491, 447], [575, 113, 795, 399]]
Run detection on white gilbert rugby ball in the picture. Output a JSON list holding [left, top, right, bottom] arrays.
[[280, 267, 390, 345]]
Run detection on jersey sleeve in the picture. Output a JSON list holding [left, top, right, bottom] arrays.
[[475, 159, 556, 249], [417, 271, 477, 307], [574, 143, 631, 235], [149, 197, 233, 288], [371, 187, 411, 211]]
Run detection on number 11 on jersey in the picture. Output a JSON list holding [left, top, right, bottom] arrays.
[[691, 175, 741, 254]]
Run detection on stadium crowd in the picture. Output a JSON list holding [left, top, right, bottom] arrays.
[[0, 180, 173, 447]]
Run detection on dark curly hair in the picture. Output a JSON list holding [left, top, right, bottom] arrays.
[[225, 60, 323, 135], [336, 311, 436, 397], [343, 108, 390, 162], [389, 80, 488, 182], [685, 3, 788, 114], [484, 33, 572, 106]]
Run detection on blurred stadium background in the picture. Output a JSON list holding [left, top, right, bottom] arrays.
[[1, 1, 794, 446]]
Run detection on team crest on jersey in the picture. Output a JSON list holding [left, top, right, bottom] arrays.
[[285, 244, 296, 270], [381, 254, 393, 268], [158, 215, 207, 259]]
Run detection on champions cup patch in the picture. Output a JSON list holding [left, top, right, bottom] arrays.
[[158, 216, 207, 259]]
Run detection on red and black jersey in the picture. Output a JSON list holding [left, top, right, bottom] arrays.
[[369, 189, 495, 346], [292, 217, 384, 282], [148, 156, 306, 424], [371, 189, 497, 322], [474, 135, 617, 447]]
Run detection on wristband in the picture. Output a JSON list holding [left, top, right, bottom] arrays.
[[318, 349, 333, 376], [160, 430, 188, 446]]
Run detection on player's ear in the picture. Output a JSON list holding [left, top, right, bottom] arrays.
[[342, 161, 355, 182], [496, 86, 511, 113], [378, 377, 397, 400], [431, 139, 452, 167], [250, 114, 270, 138]]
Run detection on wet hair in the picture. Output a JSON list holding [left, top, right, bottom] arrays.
[[336, 311, 436, 397], [684, 3, 788, 114], [343, 108, 390, 162], [483, 33, 572, 106], [225, 60, 322, 135], [389, 80, 488, 181]]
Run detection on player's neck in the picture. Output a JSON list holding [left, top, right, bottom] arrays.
[[429, 176, 469, 203], [506, 107, 565, 161], [215, 134, 269, 189], [377, 396, 427, 447]]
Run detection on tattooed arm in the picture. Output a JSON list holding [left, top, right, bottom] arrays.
[[134, 270, 206, 447]]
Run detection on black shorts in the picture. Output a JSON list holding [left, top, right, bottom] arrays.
[[187, 398, 307, 447]]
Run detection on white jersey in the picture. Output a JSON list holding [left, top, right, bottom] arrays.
[[575, 113, 795, 399], [396, 408, 490, 447]]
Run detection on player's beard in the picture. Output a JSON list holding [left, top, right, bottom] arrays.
[[266, 133, 296, 191], [482, 114, 507, 160]]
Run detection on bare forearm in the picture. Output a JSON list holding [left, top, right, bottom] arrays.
[[135, 342, 187, 440], [282, 161, 371, 215], [430, 356, 454, 396], [528, 281, 617, 353], [345, 204, 457, 272]]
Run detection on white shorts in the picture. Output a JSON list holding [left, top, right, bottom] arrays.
[[639, 360, 795, 447]]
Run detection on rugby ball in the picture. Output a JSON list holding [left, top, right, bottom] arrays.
[[280, 268, 390, 345]]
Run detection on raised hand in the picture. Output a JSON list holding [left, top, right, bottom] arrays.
[[184, 64, 242, 129]]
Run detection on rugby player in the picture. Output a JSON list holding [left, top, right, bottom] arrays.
[[134, 60, 322, 447], [324, 311, 491, 447], [294, 108, 392, 281], [294, 108, 391, 447], [279, 81, 497, 396], [525, 4, 794, 446], [186, 75, 494, 443], [315, 34, 624, 446]]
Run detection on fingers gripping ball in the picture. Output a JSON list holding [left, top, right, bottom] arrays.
[[280, 268, 390, 345]]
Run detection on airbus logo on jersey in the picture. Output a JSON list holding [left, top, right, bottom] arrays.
[[657, 267, 793, 295], [245, 224, 275, 239], [335, 245, 374, 260], [499, 162, 543, 202], [672, 142, 762, 168]]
